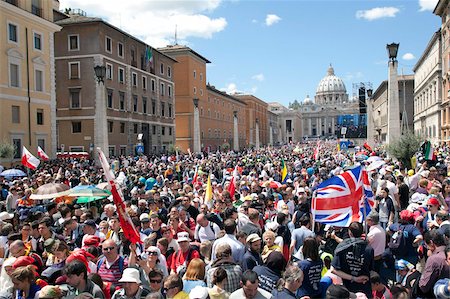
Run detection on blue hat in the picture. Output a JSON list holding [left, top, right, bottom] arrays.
[[395, 259, 413, 270]]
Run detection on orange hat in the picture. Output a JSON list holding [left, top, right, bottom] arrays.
[[427, 196, 440, 206]]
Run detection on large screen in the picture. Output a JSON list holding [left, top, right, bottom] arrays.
[[335, 114, 367, 138]]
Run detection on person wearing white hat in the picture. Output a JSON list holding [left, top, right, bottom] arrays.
[[112, 268, 151, 299], [170, 232, 200, 276]]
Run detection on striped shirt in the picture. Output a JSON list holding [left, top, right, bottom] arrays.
[[97, 256, 127, 285]]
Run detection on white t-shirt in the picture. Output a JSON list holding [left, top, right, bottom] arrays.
[[194, 222, 220, 243]]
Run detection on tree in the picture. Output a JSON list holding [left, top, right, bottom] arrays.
[[0, 141, 15, 160], [289, 100, 301, 110], [386, 133, 422, 170]]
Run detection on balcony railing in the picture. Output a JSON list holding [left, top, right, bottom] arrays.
[[31, 5, 42, 17]]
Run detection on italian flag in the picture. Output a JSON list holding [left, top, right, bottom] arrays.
[[422, 141, 436, 161]]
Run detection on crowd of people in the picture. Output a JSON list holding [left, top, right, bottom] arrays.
[[0, 141, 448, 299]]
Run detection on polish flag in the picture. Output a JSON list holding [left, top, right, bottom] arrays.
[[21, 146, 40, 170], [228, 165, 238, 200], [37, 146, 49, 161]]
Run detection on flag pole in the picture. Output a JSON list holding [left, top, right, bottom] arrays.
[[311, 190, 317, 232]]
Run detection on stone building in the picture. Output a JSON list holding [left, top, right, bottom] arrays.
[[54, 10, 176, 156], [413, 30, 442, 144], [1, 0, 61, 159], [268, 102, 302, 144]]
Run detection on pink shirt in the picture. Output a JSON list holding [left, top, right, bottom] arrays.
[[367, 224, 386, 257]]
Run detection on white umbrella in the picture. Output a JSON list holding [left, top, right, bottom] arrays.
[[367, 156, 382, 163], [366, 160, 385, 171]]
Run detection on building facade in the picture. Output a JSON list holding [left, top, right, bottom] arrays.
[[268, 103, 303, 144], [159, 45, 246, 152], [434, 0, 450, 143], [413, 30, 442, 144], [369, 75, 415, 143], [234, 94, 269, 148], [298, 66, 359, 139], [54, 11, 176, 157], [1, 0, 61, 160]]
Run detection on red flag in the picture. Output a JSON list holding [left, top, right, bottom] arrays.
[[97, 148, 141, 244], [313, 140, 320, 160], [21, 146, 40, 170], [192, 166, 198, 185], [228, 166, 238, 199], [363, 142, 373, 153], [37, 146, 49, 161]]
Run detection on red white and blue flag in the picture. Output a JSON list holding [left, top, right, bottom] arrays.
[[312, 165, 374, 227]]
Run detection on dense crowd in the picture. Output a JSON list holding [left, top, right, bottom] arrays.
[[0, 142, 448, 299]]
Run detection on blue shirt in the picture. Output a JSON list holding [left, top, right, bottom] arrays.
[[297, 259, 323, 298]]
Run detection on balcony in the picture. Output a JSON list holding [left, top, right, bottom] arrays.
[[5, 0, 18, 6], [31, 5, 42, 17]]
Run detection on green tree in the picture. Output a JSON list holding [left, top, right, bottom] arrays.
[[289, 99, 301, 110], [387, 133, 422, 169], [0, 140, 15, 160]]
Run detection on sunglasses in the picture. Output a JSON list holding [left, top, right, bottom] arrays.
[[163, 286, 177, 292], [150, 279, 162, 283], [103, 246, 116, 252], [146, 251, 158, 256]]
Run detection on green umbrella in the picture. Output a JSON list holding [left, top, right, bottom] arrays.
[[76, 196, 107, 204]]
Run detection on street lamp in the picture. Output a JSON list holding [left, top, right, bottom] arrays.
[[94, 65, 106, 83], [386, 43, 399, 61]]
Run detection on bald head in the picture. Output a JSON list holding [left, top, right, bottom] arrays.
[[196, 213, 208, 227]]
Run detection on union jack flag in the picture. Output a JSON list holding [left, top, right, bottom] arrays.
[[312, 165, 375, 227]]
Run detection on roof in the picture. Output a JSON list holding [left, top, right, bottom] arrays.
[[413, 29, 441, 72], [234, 94, 268, 107], [158, 45, 211, 64], [206, 84, 246, 105], [56, 14, 177, 63]]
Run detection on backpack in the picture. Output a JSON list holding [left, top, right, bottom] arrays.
[[97, 255, 125, 273], [388, 225, 407, 255], [196, 221, 215, 241], [205, 213, 224, 229]]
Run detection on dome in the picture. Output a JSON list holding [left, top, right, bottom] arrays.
[[316, 65, 346, 94], [303, 95, 312, 104]]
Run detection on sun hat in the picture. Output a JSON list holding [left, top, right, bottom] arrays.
[[177, 232, 191, 242], [189, 286, 209, 299], [139, 213, 150, 223], [118, 268, 141, 284], [39, 285, 63, 299], [0, 212, 14, 221], [246, 233, 261, 243]]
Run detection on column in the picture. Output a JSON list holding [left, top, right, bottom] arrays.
[[308, 118, 312, 136], [324, 117, 328, 134], [269, 124, 273, 146], [49, 33, 57, 158], [95, 74, 109, 158], [318, 117, 322, 136], [193, 98, 201, 153], [255, 118, 260, 149], [331, 117, 335, 136], [387, 59, 401, 144], [367, 97, 374, 145], [316, 118, 320, 135], [233, 111, 239, 151]]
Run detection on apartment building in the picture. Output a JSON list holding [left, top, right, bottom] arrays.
[[54, 11, 176, 157], [1, 0, 61, 159]]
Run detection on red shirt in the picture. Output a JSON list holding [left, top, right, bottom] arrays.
[[170, 248, 200, 273]]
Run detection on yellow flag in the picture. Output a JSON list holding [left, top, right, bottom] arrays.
[[205, 173, 213, 203]]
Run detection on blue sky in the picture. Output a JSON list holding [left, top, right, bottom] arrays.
[[59, 0, 440, 106]]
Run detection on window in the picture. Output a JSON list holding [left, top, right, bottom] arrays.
[[37, 139, 45, 151], [169, 127, 172, 136], [105, 36, 112, 53], [143, 97, 147, 113], [167, 66, 172, 78], [200, 73, 203, 81], [119, 92, 125, 110], [131, 48, 136, 67], [160, 63, 164, 75], [118, 42, 124, 58], [133, 124, 138, 134], [133, 95, 138, 112], [13, 139, 21, 159], [120, 146, 126, 156], [160, 83, 165, 96], [168, 104, 172, 117], [120, 122, 125, 134], [161, 102, 165, 117], [9, 62, 19, 87], [8, 23, 17, 43], [108, 121, 113, 133], [142, 76, 147, 90], [161, 127, 165, 135], [168, 85, 172, 97], [152, 125, 156, 135], [109, 146, 115, 157], [193, 87, 196, 94], [200, 89, 203, 96], [132, 72, 137, 87], [152, 101, 156, 115], [68, 35, 79, 51], [106, 63, 113, 80], [34, 32, 42, 50], [118, 67, 124, 83], [193, 70, 196, 78], [151, 79, 155, 92], [107, 89, 113, 108], [35, 69, 43, 92], [69, 62, 80, 79], [12, 106, 20, 123], [72, 122, 81, 133], [70, 89, 81, 108], [37, 109, 43, 125]]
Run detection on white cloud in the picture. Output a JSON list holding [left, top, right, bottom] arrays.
[[265, 14, 281, 26], [356, 7, 400, 21], [252, 73, 265, 81], [419, 0, 439, 11], [223, 83, 239, 94], [251, 86, 258, 94], [402, 53, 415, 60], [59, 0, 227, 48]]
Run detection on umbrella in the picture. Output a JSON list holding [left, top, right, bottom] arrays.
[[0, 169, 27, 178], [259, 180, 282, 189], [355, 154, 369, 161], [96, 182, 110, 190], [67, 185, 111, 197], [367, 156, 382, 163], [366, 160, 386, 171], [76, 196, 106, 204], [30, 183, 71, 200]]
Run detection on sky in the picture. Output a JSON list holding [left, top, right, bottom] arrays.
[[59, 0, 441, 106]]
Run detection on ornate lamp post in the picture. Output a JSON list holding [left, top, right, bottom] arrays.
[[94, 64, 109, 157], [386, 43, 401, 144]]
